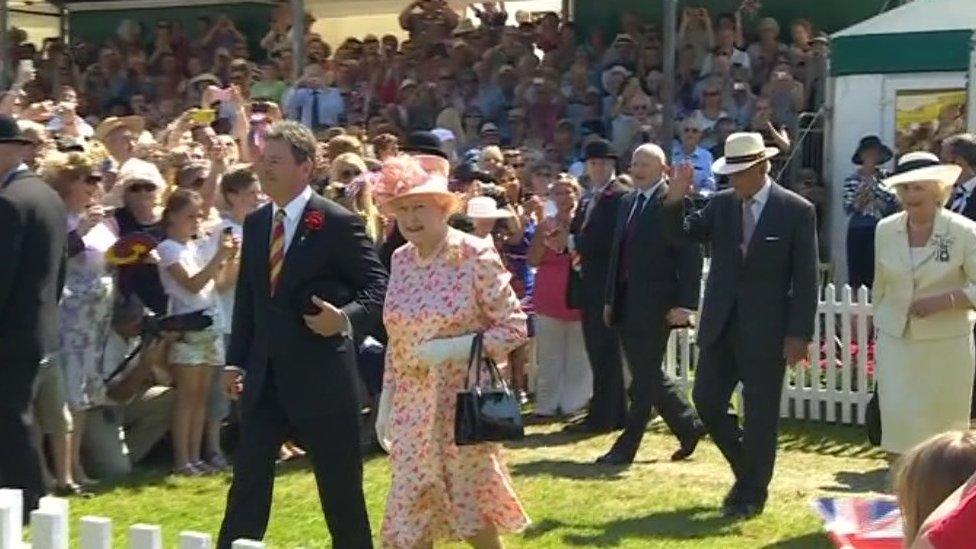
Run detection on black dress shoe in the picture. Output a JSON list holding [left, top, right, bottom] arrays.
[[595, 450, 633, 466], [563, 422, 614, 434], [53, 483, 93, 498], [671, 423, 706, 461], [722, 500, 765, 520]]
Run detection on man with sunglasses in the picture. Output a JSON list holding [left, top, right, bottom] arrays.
[[672, 118, 716, 194]]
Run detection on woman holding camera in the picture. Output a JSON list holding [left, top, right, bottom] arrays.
[[157, 188, 239, 476], [41, 151, 112, 491]]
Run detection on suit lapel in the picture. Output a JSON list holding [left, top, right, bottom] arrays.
[[254, 204, 273, 297], [277, 194, 326, 296], [889, 213, 912, 271], [745, 185, 782, 259], [731, 195, 744, 261]]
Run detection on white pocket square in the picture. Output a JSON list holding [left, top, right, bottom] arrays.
[[764, 236, 781, 241]]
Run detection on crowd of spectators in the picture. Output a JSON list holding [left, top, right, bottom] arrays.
[[0, 0, 832, 494]]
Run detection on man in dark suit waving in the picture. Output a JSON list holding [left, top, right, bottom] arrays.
[[664, 132, 818, 519], [218, 122, 387, 548], [0, 115, 67, 521], [566, 139, 629, 433], [597, 143, 705, 465]]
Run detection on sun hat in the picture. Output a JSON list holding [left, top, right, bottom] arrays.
[[881, 151, 961, 192], [94, 115, 145, 143], [852, 135, 894, 165], [711, 132, 780, 175], [466, 196, 513, 219], [0, 115, 34, 144], [385, 175, 459, 210]]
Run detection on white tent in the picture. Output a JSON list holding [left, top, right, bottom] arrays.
[[826, 0, 976, 285]]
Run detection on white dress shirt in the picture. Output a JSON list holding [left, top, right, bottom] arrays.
[[627, 179, 666, 223], [746, 177, 773, 221], [951, 175, 976, 213], [271, 186, 314, 252]]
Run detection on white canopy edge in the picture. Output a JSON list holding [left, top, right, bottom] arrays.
[[833, 0, 976, 38]]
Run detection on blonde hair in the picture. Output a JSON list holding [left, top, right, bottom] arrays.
[[551, 173, 583, 197], [482, 145, 504, 164], [40, 152, 94, 198], [894, 430, 976, 544]]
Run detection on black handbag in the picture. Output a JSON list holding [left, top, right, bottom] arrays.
[[866, 388, 882, 446], [454, 333, 525, 446], [565, 265, 583, 310]]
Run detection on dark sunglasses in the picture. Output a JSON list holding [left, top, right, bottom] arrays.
[[85, 174, 103, 184], [703, 90, 721, 97], [683, 127, 701, 133], [340, 169, 362, 179], [127, 182, 157, 193]]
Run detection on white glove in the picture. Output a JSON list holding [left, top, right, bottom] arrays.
[[416, 334, 476, 367], [374, 388, 393, 453]]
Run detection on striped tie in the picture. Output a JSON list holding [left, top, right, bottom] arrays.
[[269, 209, 286, 295]]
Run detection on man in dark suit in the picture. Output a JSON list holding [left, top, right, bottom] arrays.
[[218, 121, 387, 549], [597, 144, 705, 465], [941, 133, 976, 418], [0, 115, 67, 522], [665, 132, 818, 519], [567, 139, 629, 433]]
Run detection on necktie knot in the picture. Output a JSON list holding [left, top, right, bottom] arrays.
[[275, 209, 287, 223]]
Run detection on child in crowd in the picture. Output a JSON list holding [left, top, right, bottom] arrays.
[[894, 430, 976, 546], [202, 166, 262, 470], [157, 189, 239, 476]]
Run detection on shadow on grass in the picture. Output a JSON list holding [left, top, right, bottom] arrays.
[[821, 468, 890, 494], [507, 427, 613, 450], [524, 506, 742, 545], [509, 458, 653, 480], [761, 532, 830, 548], [776, 421, 883, 459]]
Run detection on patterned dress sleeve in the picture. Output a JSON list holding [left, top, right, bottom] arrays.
[[842, 174, 860, 215], [472, 241, 528, 363]]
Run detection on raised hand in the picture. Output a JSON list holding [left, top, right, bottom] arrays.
[[667, 161, 695, 202]]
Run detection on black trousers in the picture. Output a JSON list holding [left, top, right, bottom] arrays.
[[0, 404, 44, 524], [609, 318, 699, 459], [580, 292, 626, 430], [692, 322, 785, 506], [217, 367, 373, 549]]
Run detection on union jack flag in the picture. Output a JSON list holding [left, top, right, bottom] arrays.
[[812, 497, 904, 549]]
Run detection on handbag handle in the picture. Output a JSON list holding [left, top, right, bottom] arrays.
[[466, 333, 509, 393]]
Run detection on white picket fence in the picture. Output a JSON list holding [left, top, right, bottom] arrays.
[[663, 283, 875, 426], [0, 489, 261, 549]]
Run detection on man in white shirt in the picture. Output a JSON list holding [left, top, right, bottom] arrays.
[[282, 65, 345, 132], [217, 121, 387, 549]]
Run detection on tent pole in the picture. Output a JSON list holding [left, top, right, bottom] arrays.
[[291, 0, 305, 81], [661, 0, 677, 162], [0, 0, 9, 90]]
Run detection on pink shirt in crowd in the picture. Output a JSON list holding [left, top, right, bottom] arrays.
[[533, 247, 581, 322]]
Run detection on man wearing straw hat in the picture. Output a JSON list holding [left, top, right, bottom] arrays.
[[665, 132, 818, 519]]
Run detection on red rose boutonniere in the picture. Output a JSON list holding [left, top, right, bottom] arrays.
[[300, 210, 325, 244]]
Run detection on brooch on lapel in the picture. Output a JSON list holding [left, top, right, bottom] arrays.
[[299, 210, 325, 245], [934, 233, 953, 262]]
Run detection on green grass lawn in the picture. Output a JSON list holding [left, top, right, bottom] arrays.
[[63, 420, 887, 548]]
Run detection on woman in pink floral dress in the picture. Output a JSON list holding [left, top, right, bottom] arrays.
[[374, 154, 530, 549]]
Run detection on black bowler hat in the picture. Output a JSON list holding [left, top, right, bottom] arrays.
[[402, 131, 449, 160], [583, 138, 618, 161], [0, 115, 32, 145], [852, 135, 893, 165]]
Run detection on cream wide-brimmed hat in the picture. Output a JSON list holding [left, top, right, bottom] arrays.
[[881, 151, 961, 192], [466, 196, 514, 219], [712, 132, 780, 175]]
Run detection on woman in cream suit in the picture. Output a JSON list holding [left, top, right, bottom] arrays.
[[874, 151, 976, 458]]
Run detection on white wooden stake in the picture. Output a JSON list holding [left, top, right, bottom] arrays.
[[79, 516, 113, 549], [30, 510, 66, 549], [178, 532, 211, 549], [231, 540, 265, 549], [129, 524, 162, 549], [0, 489, 23, 549], [37, 497, 68, 549]]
